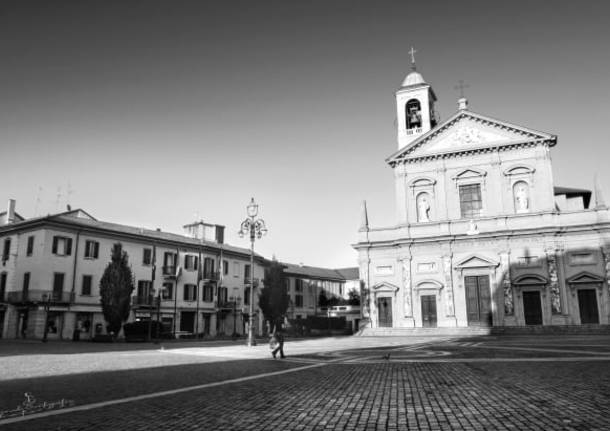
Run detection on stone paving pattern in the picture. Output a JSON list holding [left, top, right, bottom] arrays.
[[1, 336, 610, 430]]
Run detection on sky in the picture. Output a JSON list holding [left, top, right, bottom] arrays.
[[1, 1, 610, 268]]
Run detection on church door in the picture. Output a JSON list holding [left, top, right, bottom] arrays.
[[522, 291, 543, 325], [465, 275, 492, 326], [578, 289, 599, 324], [377, 297, 393, 327], [421, 295, 437, 328]]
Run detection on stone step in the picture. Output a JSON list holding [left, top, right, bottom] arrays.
[[356, 325, 610, 337], [356, 327, 491, 337]]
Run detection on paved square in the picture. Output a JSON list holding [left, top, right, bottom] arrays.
[[1, 335, 609, 430]]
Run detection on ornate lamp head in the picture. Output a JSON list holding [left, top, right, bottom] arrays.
[[247, 198, 258, 218]]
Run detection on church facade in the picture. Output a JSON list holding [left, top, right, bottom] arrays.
[[354, 61, 610, 331]]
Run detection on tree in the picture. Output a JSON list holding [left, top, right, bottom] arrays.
[[99, 243, 135, 337], [347, 288, 361, 306], [258, 260, 289, 331]]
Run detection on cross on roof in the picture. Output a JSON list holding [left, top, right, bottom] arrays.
[[408, 47, 417, 64], [454, 79, 470, 98]]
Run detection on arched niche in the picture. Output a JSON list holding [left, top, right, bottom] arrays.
[[405, 99, 422, 130]]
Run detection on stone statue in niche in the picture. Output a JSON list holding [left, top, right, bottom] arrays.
[[417, 193, 431, 222], [514, 182, 529, 212]]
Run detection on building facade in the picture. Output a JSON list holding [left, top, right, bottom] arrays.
[[0, 205, 266, 340], [354, 62, 610, 331]]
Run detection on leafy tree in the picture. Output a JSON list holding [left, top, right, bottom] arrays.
[[99, 243, 135, 336], [258, 260, 289, 331], [347, 288, 361, 306], [318, 290, 329, 307]]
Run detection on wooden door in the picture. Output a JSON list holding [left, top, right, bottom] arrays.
[[578, 289, 599, 324], [180, 311, 196, 332], [465, 275, 492, 326], [522, 291, 543, 325], [421, 295, 437, 328], [377, 297, 393, 327]]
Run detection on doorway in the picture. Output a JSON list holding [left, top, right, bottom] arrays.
[[522, 291, 543, 325], [377, 297, 392, 327], [420, 295, 437, 328], [465, 275, 492, 326], [578, 289, 599, 324], [180, 311, 195, 332]]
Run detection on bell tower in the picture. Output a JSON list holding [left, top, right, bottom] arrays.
[[396, 48, 438, 149]]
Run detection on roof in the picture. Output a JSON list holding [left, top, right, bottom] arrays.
[[0, 208, 261, 259], [554, 186, 592, 208], [402, 70, 425, 87], [386, 109, 557, 166], [282, 263, 359, 281]]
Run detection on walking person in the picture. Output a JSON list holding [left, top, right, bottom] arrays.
[[270, 328, 285, 359]]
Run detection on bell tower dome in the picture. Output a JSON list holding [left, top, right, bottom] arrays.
[[396, 48, 438, 149]]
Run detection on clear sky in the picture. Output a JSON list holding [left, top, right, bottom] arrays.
[[1, 1, 609, 268]]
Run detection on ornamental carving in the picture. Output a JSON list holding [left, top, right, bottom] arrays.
[[546, 249, 561, 314], [500, 253, 513, 315], [401, 258, 412, 317], [442, 255, 455, 317]]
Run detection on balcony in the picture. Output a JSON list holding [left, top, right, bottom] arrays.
[[162, 265, 177, 278], [132, 295, 155, 307], [202, 271, 220, 282], [6, 290, 75, 304], [217, 299, 240, 310], [243, 277, 259, 288]]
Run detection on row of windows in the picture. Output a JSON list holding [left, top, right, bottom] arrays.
[[137, 280, 223, 302]]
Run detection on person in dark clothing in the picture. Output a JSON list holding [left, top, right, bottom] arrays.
[[270, 329, 285, 359]]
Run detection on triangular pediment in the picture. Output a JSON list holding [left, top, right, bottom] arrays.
[[387, 110, 556, 165], [567, 271, 604, 284], [371, 282, 399, 293], [454, 254, 499, 269]]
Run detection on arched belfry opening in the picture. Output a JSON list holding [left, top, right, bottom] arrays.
[[406, 99, 422, 130]]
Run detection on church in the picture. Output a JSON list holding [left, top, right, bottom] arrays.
[[354, 54, 610, 332]]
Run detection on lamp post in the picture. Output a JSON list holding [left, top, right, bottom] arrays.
[[41, 293, 51, 343], [230, 287, 239, 338], [238, 197, 268, 347]]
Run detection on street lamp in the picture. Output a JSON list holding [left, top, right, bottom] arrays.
[[230, 287, 239, 338], [41, 293, 51, 343], [238, 197, 268, 347]]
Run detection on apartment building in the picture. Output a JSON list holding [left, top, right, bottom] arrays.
[[0, 202, 266, 340]]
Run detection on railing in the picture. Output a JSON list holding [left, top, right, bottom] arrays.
[[202, 271, 220, 281], [132, 295, 155, 307], [162, 265, 176, 276], [217, 300, 240, 310], [243, 277, 259, 287], [6, 290, 75, 304]]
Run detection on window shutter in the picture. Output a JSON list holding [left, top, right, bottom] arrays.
[[194, 256, 198, 271], [66, 238, 73, 255], [94, 242, 99, 258], [52, 237, 58, 254], [183, 285, 188, 301]]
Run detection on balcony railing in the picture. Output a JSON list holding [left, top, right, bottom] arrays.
[[162, 265, 177, 277], [243, 277, 259, 287], [217, 299, 240, 310], [202, 271, 220, 281], [6, 290, 75, 304], [132, 295, 155, 307]]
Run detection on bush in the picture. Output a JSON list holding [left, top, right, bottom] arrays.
[[305, 316, 347, 331], [123, 320, 169, 342]]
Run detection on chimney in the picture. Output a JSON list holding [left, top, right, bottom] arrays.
[[6, 199, 16, 224]]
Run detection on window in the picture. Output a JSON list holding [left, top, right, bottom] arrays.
[[2, 238, 10, 261], [223, 260, 229, 276], [459, 184, 483, 218], [52, 236, 72, 256], [218, 286, 228, 303], [82, 275, 92, 295], [162, 282, 173, 300], [203, 284, 214, 302], [244, 264, 251, 281], [233, 262, 239, 277], [184, 255, 198, 271], [137, 280, 153, 298], [142, 248, 152, 265], [53, 273, 65, 299], [183, 284, 197, 301], [405, 99, 422, 130], [295, 279, 303, 292], [163, 252, 177, 275], [84, 240, 99, 259], [203, 257, 215, 279], [23, 272, 30, 294], [26, 236, 34, 256], [295, 294, 303, 307], [0, 272, 6, 301]]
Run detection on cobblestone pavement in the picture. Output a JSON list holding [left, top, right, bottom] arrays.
[[1, 335, 610, 430]]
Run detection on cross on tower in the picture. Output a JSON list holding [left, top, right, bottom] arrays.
[[408, 47, 417, 64], [454, 79, 470, 98]]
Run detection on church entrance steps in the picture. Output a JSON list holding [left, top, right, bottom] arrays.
[[356, 327, 491, 337], [489, 324, 610, 335]]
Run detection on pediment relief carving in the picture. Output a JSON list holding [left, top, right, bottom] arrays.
[[371, 282, 400, 294], [454, 254, 499, 269], [513, 274, 548, 286], [566, 271, 604, 285]]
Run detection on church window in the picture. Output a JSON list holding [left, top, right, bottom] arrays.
[[405, 99, 422, 130], [416, 192, 431, 222], [459, 184, 482, 218], [513, 181, 530, 213]]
